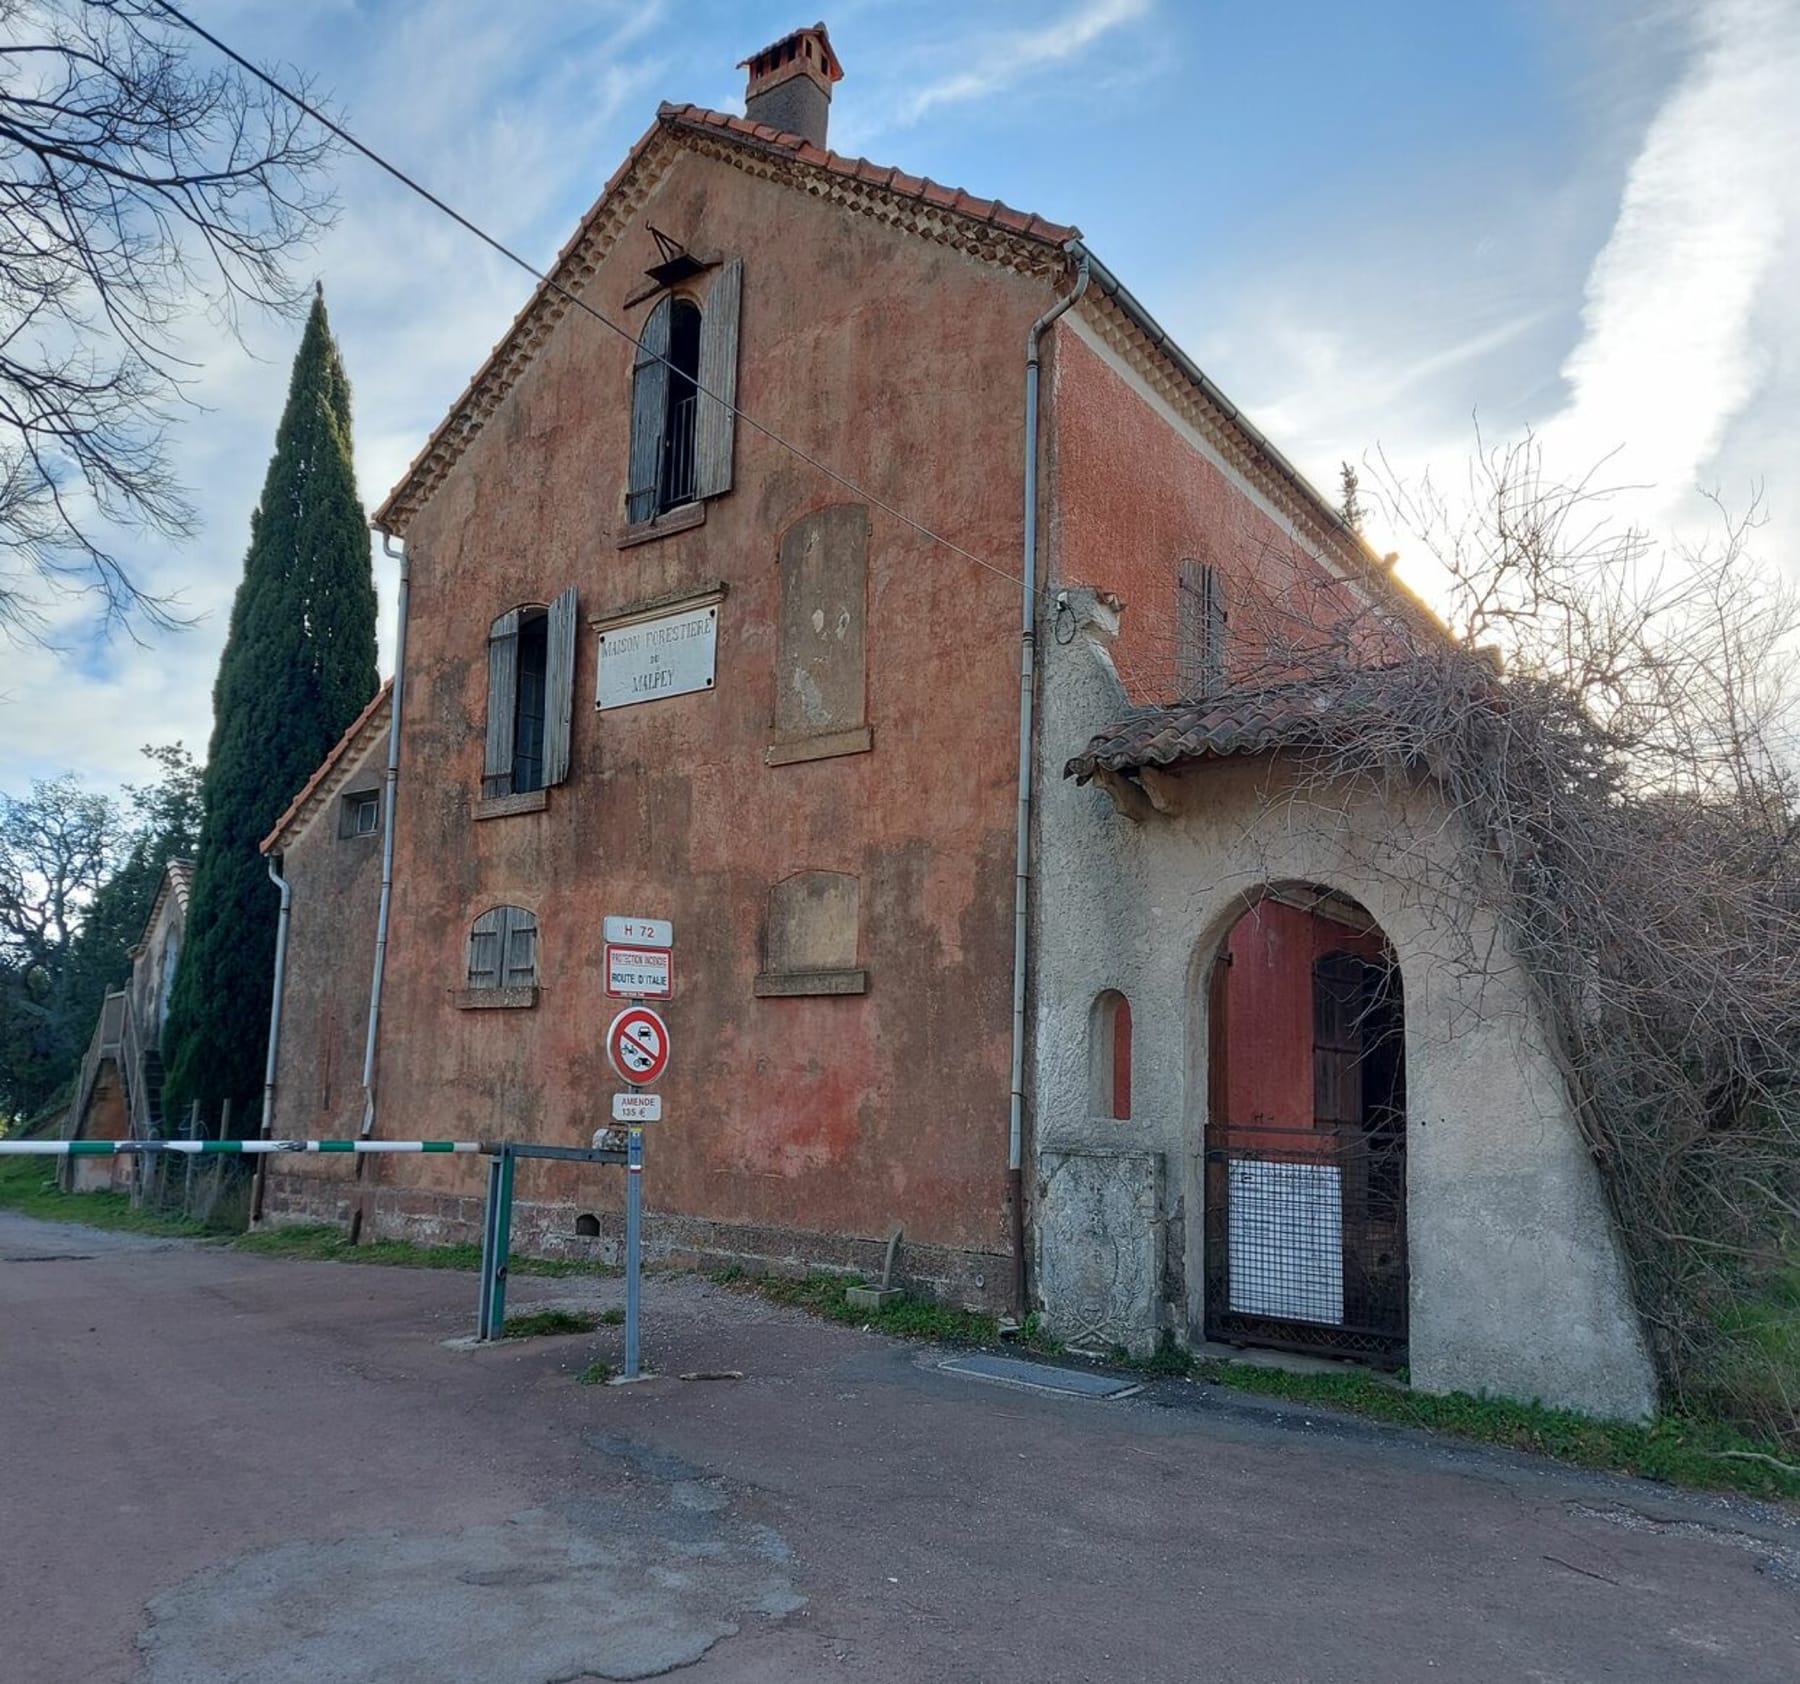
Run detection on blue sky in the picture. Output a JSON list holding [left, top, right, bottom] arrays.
[[4, 0, 1797, 793]]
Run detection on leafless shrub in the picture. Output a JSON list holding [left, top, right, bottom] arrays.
[[1221, 435, 1800, 1441]]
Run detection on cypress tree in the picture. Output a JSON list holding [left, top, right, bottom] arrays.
[[162, 289, 376, 1127]]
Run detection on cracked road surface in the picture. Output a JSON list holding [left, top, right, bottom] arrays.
[[2, 1211, 1796, 1683]]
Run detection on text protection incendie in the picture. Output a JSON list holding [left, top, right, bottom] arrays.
[[606, 945, 671, 999]]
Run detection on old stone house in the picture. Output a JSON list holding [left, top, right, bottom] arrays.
[[259, 25, 1653, 1419]]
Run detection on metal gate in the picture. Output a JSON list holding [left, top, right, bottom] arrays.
[[1203, 949, 1408, 1366]]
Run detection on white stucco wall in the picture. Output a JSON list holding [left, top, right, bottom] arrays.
[[1029, 591, 1656, 1421]]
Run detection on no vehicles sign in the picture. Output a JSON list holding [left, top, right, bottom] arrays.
[[606, 1006, 670, 1086]]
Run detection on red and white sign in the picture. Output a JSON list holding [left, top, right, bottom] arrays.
[[606, 1006, 670, 1086], [605, 944, 672, 999]]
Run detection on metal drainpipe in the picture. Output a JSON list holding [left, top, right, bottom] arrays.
[[360, 531, 411, 1140], [253, 854, 292, 1222], [1008, 250, 1090, 1316]]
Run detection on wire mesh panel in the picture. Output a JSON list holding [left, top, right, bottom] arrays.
[[1204, 1123, 1408, 1364]]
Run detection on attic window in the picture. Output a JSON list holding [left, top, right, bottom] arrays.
[[343, 792, 379, 838], [626, 260, 743, 527]]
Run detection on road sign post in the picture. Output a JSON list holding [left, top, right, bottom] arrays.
[[603, 916, 672, 1383], [624, 1118, 643, 1378]]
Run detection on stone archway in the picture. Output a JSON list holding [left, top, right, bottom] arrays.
[[1196, 885, 1408, 1366]]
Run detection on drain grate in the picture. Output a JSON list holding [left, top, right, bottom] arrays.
[[938, 1353, 1141, 1400], [4, 1253, 96, 1263]]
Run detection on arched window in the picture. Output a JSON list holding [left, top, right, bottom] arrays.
[[1090, 990, 1132, 1121], [627, 260, 743, 525], [467, 906, 538, 991]]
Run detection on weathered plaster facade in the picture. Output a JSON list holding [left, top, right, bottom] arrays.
[[256, 44, 1657, 1416], [269, 112, 1067, 1300], [1029, 593, 1656, 1420], [259, 692, 390, 1222]]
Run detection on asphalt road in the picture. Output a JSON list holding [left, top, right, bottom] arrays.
[[1, 1209, 1795, 1684]]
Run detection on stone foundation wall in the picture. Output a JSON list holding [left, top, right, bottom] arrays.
[[259, 1172, 1010, 1311]]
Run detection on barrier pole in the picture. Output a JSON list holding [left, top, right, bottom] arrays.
[[624, 1122, 643, 1379], [476, 1150, 504, 1342], [488, 1145, 516, 1340]]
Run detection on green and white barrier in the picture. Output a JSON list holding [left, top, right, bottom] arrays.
[[0, 1139, 482, 1156]]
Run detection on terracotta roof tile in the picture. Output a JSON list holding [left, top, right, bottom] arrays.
[[374, 102, 1079, 531], [261, 680, 394, 855], [1064, 666, 1486, 783]]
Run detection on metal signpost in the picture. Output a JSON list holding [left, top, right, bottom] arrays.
[[601, 916, 672, 1382]]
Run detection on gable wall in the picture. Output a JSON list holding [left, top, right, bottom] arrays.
[[263, 731, 388, 1173], [346, 145, 1054, 1294], [1046, 318, 1387, 702]]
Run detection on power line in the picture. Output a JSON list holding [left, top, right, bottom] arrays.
[[153, 2, 1029, 593]]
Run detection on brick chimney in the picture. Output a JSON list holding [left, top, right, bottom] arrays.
[[740, 22, 843, 148]]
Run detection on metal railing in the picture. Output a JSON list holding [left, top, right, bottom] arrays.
[[659, 392, 698, 511]]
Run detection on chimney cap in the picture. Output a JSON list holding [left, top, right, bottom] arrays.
[[739, 21, 844, 97]]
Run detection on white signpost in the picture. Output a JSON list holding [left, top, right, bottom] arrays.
[[612, 1092, 662, 1123], [596, 605, 717, 711], [604, 915, 673, 947]]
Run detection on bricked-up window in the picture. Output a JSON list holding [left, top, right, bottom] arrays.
[[1090, 990, 1132, 1121], [767, 503, 871, 765], [626, 259, 743, 525], [483, 590, 577, 799], [1177, 559, 1228, 696], [467, 906, 538, 991]]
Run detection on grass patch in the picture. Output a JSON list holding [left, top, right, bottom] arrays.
[[575, 1359, 614, 1387], [0, 1156, 216, 1238], [713, 1269, 1798, 1504], [232, 1222, 618, 1277], [1119, 1336, 1799, 1503], [502, 1308, 597, 1339], [710, 1265, 999, 1344]]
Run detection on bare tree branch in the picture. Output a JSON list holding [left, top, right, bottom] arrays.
[[0, 0, 336, 645]]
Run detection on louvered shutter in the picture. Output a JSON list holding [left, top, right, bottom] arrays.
[[627, 299, 673, 524], [468, 909, 503, 989], [542, 586, 577, 787], [693, 258, 742, 500], [483, 610, 521, 796], [1204, 565, 1229, 690], [1177, 561, 1205, 695], [502, 908, 538, 988]]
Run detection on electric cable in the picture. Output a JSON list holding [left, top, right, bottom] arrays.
[[153, 1, 1033, 593]]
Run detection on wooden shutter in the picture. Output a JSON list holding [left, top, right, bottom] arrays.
[[502, 908, 538, 988], [542, 586, 577, 787], [1177, 560, 1227, 695], [1204, 565, 1229, 690], [483, 610, 521, 797], [627, 299, 672, 524], [693, 258, 742, 500], [468, 909, 504, 989]]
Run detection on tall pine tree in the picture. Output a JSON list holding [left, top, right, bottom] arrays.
[[162, 289, 376, 1126]]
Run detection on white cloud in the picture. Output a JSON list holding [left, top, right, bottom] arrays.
[[1538, 0, 1800, 533], [884, 0, 1154, 128]]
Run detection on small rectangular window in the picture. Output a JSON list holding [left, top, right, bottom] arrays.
[[340, 791, 380, 839]]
